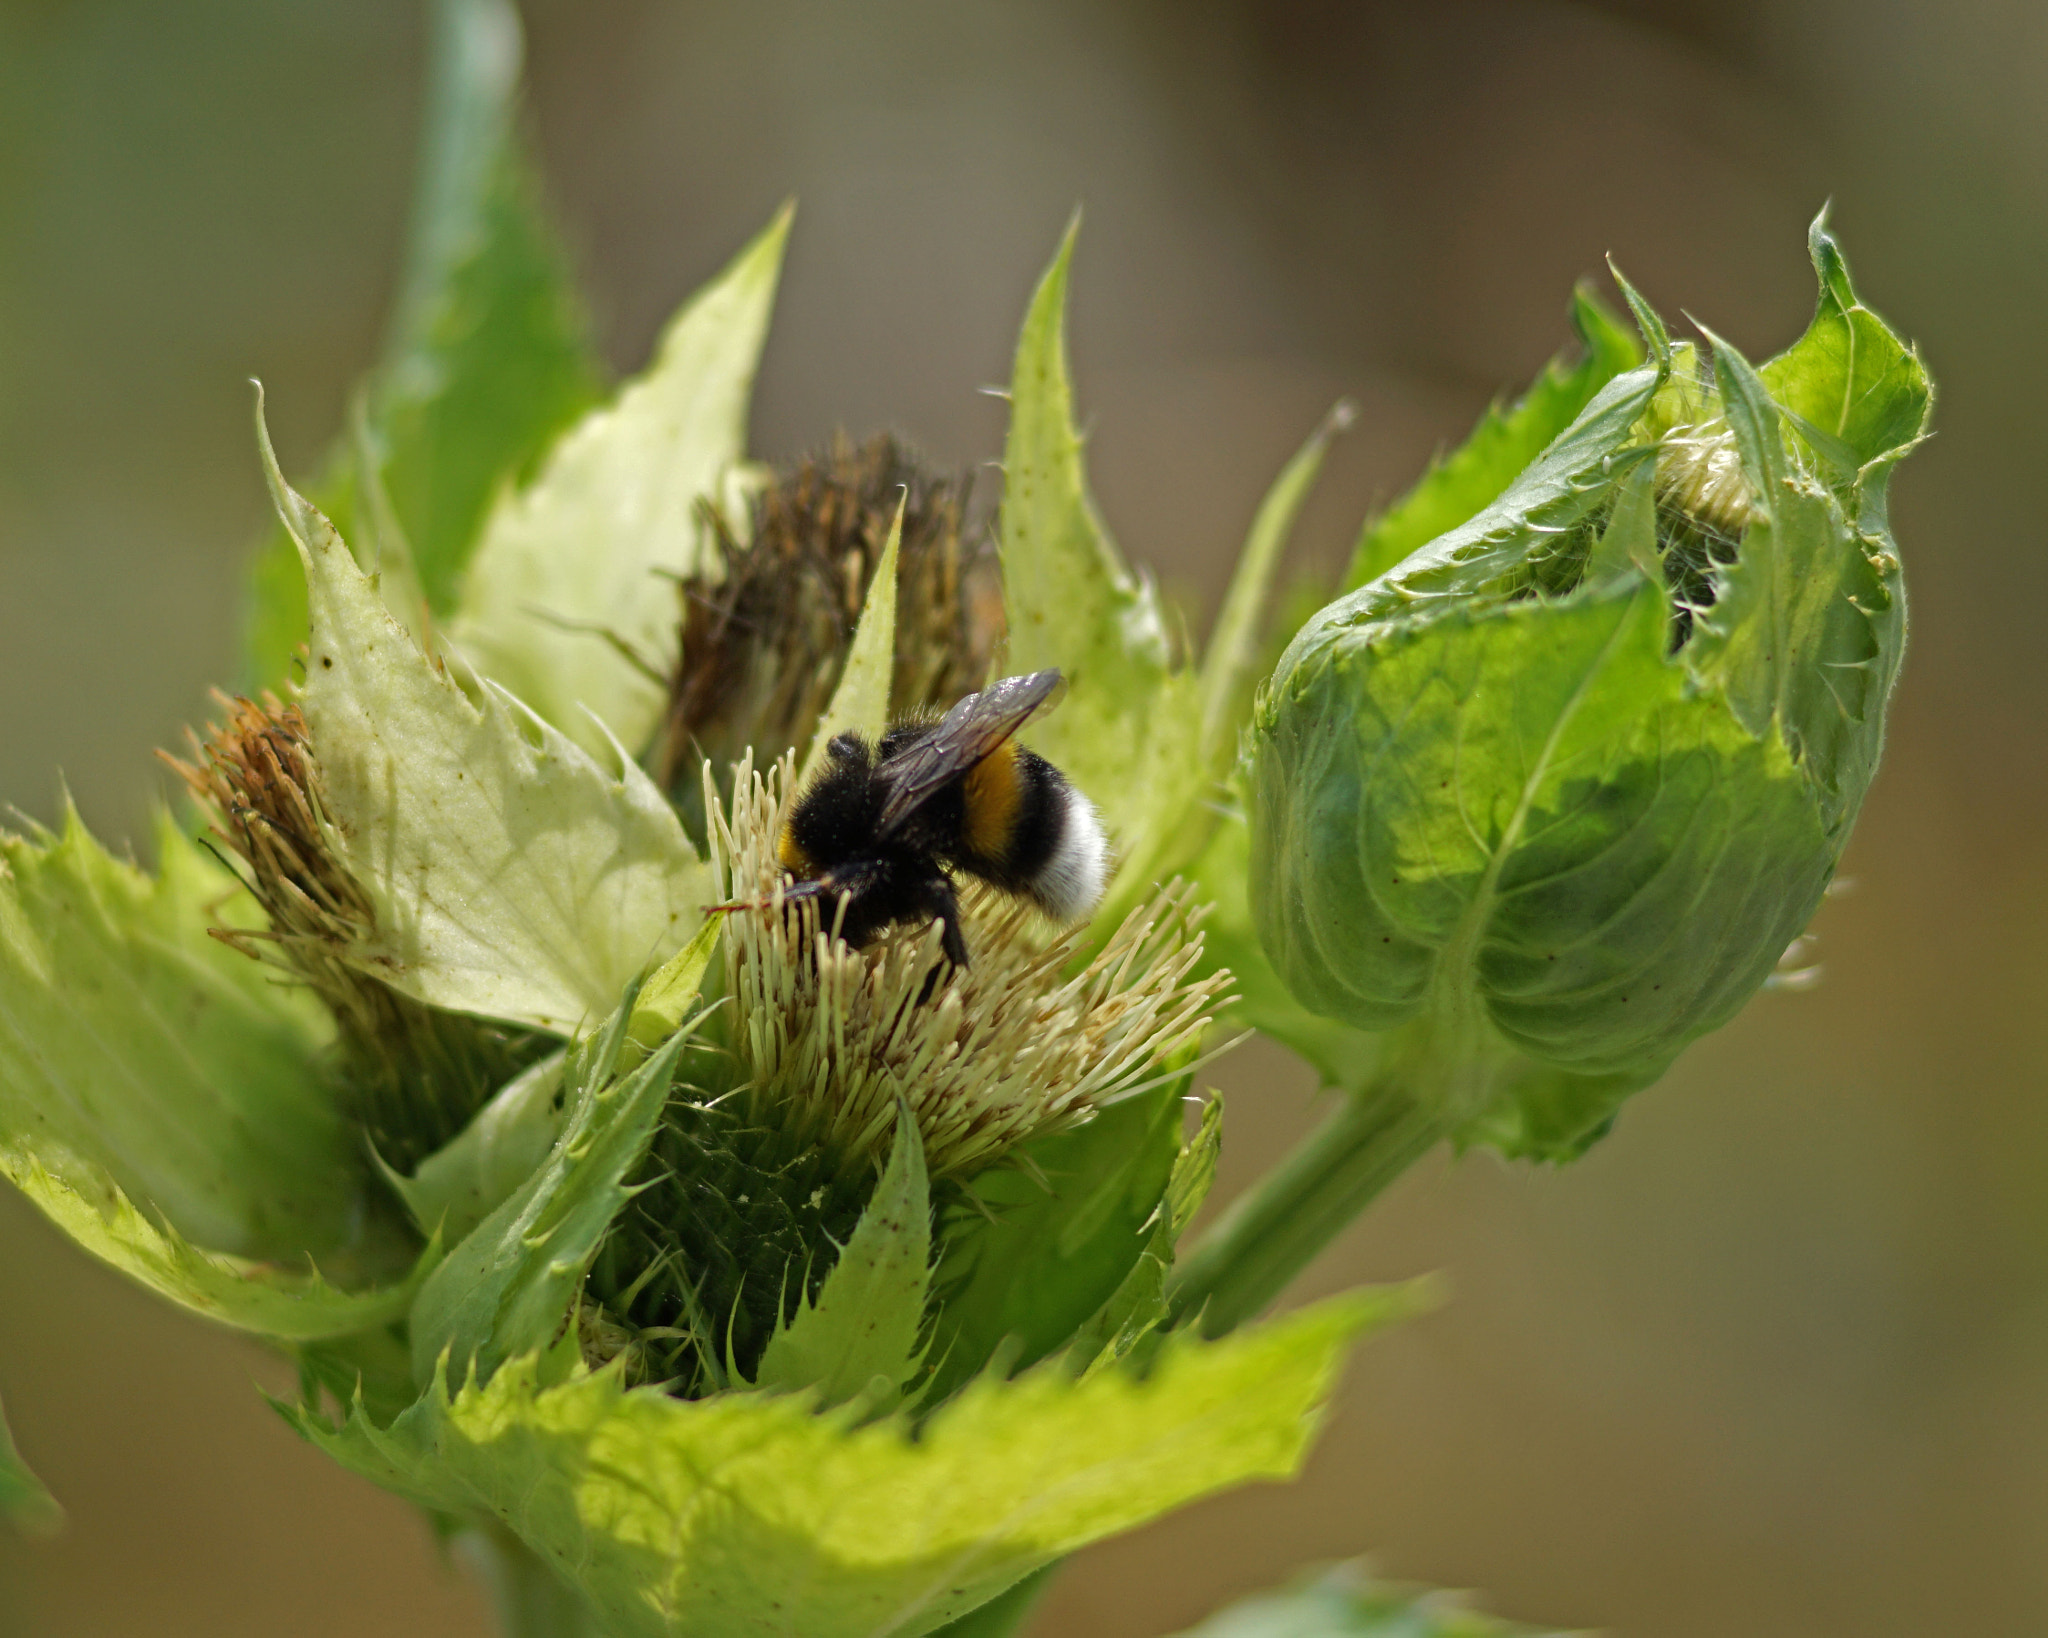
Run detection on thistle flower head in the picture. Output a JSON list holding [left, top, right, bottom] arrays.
[[709, 755, 1227, 1182]]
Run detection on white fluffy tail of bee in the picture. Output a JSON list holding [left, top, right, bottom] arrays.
[[1031, 784, 1110, 922]]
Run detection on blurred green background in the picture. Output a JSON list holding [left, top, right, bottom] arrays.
[[2, 2, 2042, 1633]]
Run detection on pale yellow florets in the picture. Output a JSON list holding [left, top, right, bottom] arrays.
[[1656, 420, 1760, 542], [706, 755, 1230, 1180]]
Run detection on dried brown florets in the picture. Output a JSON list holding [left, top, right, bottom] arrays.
[[163, 692, 373, 986], [652, 433, 1003, 813], [163, 692, 531, 1169]]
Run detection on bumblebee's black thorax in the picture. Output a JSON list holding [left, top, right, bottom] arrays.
[[770, 671, 1106, 974], [778, 732, 963, 959], [779, 734, 894, 875]]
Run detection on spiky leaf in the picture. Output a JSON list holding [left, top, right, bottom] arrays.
[[3, 1140, 433, 1340], [927, 1072, 1182, 1399], [261, 399, 710, 1032], [753, 1103, 930, 1411], [451, 207, 791, 755], [296, 1289, 1400, 1638], [1760, 213, 1931, 471], [1346, 285, 1640, 590], [408, 982, 702, 1388], [1066, 1095, 1221, 1374], [998, 223, 1203, 890], [1684, 327, 1907, 835], [800, 495, 903, 782], [391, 1051, 567, 1245], [1200, 403, 1352, 769], [0, 810, 355, 1258]]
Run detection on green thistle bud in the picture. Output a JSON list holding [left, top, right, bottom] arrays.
[[1248, 216, 1930, 1158]]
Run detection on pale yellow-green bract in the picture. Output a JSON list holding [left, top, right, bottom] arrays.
[[450, 207, 791, 759], [798, 494, 904, 783], [750, 1104, 931, 1413], [0, 806, 438, 1331], [1, 1141, 433, 1340], [261, 397, 713, 1034], [996, 223, 1203, 908], [994, 222, 1348, 922], [299, 1289, 1400, 1638]]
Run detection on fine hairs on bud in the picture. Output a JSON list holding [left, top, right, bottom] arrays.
[[1653, 417, 1759, 644], [1656, 420, 1759, 544]]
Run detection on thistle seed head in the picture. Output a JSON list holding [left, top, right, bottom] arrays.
[[654, 433, 1002, 807]]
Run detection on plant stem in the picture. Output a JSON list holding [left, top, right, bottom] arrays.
[[1166, 1076, 1443, 1337], [460, 1527, 606, 1638]]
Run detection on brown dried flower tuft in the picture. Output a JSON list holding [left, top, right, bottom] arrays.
[[164, 692, 372, 979], [652, 433, 1003, 807]]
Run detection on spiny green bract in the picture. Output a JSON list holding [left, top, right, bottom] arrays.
[[1249, 214, 1928, 1159]]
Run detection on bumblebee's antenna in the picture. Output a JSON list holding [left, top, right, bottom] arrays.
[[704, 875, 843, 917]]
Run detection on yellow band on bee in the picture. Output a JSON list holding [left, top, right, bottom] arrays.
[[778, 824, 816, 877], [962, 740, 1023, 863]]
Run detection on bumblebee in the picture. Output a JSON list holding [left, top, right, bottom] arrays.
[[772, 669, 1109, 971]]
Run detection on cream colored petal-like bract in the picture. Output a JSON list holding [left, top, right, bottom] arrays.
[[261, 395, 710, 1034], [450, 205, 791, 756]]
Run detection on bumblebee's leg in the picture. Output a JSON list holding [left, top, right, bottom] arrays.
[[923, 875, 969, 969], [913, 875, 968, 1004]]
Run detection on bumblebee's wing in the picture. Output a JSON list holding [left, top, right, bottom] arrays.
[[873, 669, 1062, 837]]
